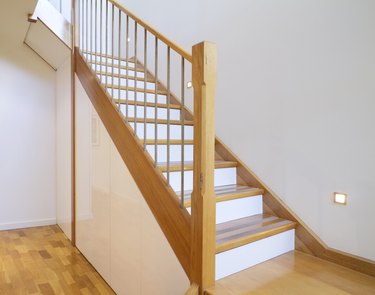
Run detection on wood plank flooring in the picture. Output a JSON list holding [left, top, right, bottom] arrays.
[[206, 251, 375, 295], [0, 225, 115, 295]]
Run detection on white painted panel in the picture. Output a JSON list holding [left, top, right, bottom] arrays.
[[216, 229, 295, 280], [0, 2, 56, 230], [75, 78, 189, 294], [25, 20, 70, 70], [56, 58, 72, 239], [216, 195, 263, 224]]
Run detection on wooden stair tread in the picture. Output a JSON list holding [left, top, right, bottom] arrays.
[[178, 185, 265, 207], [144, 139, 194, 145], [158, 160, 237, 172], [127, 117, 193, 125], [216, 214, 296, 253], [83, 50, 133, 63], [96, 71, 156, 83], [106, 85, 167, 95], [89, 61, 146, 72], [115, 99, 181, 110]]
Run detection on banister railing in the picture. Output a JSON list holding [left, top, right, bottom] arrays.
[[74, 1, 216, 293]]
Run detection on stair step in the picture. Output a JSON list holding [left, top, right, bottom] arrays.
[[144, 139, 194, 145], [107, 85, 167, 95], [89, 61, 146, 72], [96, 71, 156, 83], [127, 117, 193, 126], [83, 51, 134, 64], [158, 160, 237, 172], [180, 185, 264, 207], [116, 99, 181, 110], [216, 214, 296, 253]]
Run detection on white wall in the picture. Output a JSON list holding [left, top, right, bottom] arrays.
[[56, 57, 72, 238], [118, 0, 375, 261], [0, 0, 57, 230], [75, 77, 190, 294]]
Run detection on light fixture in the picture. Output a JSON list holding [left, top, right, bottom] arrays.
[[127, 37, 131, 42], [187, 81, 192, 88], [333, 192, 347, 205]]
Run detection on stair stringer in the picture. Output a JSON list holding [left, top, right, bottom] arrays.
[[74, 49, 193, 279], [215, 138, 375, 277]]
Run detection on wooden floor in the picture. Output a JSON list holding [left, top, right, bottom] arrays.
[[206, 251, 375, 295], [0, 225, 115, 295]]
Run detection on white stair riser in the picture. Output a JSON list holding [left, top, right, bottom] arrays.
[[186, 195, 263, 224], [164, 167, 237, 192], [119, 104, 181, 120], [91, 64, 145, 78], [216, 229, 295, 280], [216, 196, 263, 224], [85, 54, 136, 67], [129, 122, 193, 140], [146, 145, 193, 162], [111, 89, 167, 104], [100, 75, 155, 90]]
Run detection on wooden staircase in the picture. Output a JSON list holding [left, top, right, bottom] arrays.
[[81, 50, 297, 281], [73, 1, 375, 293]]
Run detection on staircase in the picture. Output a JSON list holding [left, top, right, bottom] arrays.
[[72, 0, 375, 294], [81, 44, 296, 279]]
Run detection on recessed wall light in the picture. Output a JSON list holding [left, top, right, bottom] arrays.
[[187, 81, 192, 88], [334, 192, 347, 205]]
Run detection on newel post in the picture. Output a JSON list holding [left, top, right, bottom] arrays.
[[191, 42, 217, 294]]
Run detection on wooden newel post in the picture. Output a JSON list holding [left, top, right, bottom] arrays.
[[191, 42, 217, 294]]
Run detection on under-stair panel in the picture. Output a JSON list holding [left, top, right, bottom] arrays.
[[216, 229, 295, 280]]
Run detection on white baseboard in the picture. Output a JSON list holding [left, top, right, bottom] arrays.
[[0, 218, 56, 231]]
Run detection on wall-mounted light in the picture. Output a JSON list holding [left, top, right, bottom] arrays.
[[334, 192, 347, 205], [127, 37, 131, 43], [187, 81, 192, 88]]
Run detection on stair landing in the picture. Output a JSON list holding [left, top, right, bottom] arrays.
[[206, 251, 375, 295]]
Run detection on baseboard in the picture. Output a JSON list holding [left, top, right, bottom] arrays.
[[0, 218, 56, 231]]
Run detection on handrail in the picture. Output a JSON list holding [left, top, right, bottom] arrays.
[[108, 0, 192, 62]]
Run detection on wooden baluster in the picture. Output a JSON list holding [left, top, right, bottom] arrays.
[[191, 41, 217, 294]]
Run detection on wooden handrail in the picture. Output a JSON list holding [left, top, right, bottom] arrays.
[[191, 42, 217, 294], [108, 0, 192, 62]]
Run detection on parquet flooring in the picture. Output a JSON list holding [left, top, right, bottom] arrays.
[[0, 225, 115, 295]]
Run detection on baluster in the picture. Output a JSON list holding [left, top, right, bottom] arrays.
[[105, 0, 108, 88], [117, 10, 121, 109], [85, 0, 88, 60], [90, 0, 93, 64], [99, 0, 102, 82], [143, 29, 147, 149], [110, 4, 114, 97], [180, 57, 185, 208], [154, 37, 158, 166], [125, 15, 129, 122], [94, 0, 97, 73], [166, 46, 171, 184], [134, 21, 138, 136]]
